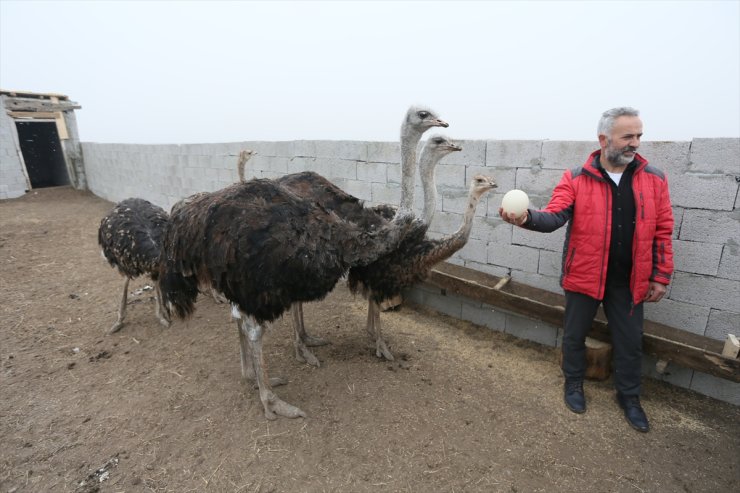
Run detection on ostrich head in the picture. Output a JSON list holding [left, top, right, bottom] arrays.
[[402, 106, 449, 137], [420, 134, 462, 170], [470, 175, 498, 199]]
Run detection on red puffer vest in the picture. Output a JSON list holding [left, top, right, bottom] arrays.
[[526, 150, 674, 305]]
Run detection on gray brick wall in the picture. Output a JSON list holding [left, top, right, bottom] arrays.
[[80, 137, 739, 405]]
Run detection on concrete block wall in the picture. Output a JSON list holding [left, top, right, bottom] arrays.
[[0, 96, 28, 200], [81, 137, 739, 404]]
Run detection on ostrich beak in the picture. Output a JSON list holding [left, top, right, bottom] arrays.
[[448, 143, 462, 152], [433, 119, 449, 128]]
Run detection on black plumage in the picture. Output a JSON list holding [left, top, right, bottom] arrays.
[[98, 197, 170, 333], [159, 178, 420, 419]]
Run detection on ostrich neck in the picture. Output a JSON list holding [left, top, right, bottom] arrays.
[[422, 190, 483, 268], [237, 155, 249, 183], [420, 163, 438, 225], [398, 128, 423, 214]]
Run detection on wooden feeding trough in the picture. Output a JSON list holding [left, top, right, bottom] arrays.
[[425, 262, 740, 384]]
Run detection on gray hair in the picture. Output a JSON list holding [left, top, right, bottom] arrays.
[[597, 107, 640, 136]]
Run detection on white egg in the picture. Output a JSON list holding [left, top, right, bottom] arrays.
[[501, 189, 529, 217]]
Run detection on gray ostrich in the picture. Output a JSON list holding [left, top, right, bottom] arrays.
[[349, 173, 498, 360], [98, 198, 171, 334], [274, 106, 449, 366], [159, 179, 422, 419]]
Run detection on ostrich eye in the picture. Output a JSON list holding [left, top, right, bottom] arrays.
[[433, 138, 444, 144], [418, 111, 430, 119]]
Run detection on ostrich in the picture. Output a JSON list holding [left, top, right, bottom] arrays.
[[286, 133, 462, 366], [98, 198, 171, 334], [348, 174, 498, 360], [272, 106, 449, 366], [159, 179, 421, 419]]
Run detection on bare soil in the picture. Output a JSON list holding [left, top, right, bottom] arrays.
[[1, 187, 739, 493]]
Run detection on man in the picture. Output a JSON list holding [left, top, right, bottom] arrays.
[[500, 107, 674, 432]]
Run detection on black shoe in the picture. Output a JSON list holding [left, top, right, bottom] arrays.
[[564, 380, 586, 414], [616, 393, 650, 432]]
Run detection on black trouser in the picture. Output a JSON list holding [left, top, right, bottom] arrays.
[[562, 285, 644, 397]]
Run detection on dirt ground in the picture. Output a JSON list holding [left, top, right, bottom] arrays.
[[1, 186, 739, 493]]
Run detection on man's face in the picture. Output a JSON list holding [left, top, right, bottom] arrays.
[[601, 115, 643, 167]]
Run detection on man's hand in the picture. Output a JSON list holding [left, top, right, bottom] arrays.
[[498, 207, 528, 226], [644, 281, 666, 302]]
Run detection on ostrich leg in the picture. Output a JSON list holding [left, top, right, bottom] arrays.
[[368, 299, 394, 361], [154, 282, 171, 328], [108, 278, 130, 334], [242, 317, 306, 420], [237, 318, 287, 387], [291, 303, 329, 367]]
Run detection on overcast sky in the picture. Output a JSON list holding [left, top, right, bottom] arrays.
[[1, 1, 739, 144]]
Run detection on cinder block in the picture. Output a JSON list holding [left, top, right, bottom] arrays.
[[540, 141, 596, 170], [671, 207, 683, 240], [386, 162, 401, 184], [689, 371, 740, 406], [642, 354, 694, 389], [367, 141, 400, 164], [644, 298, 710, 335], [371, 182, 400, 206], [638, 141, 691, 173], [705, 309, 740, 341], [679, 210, 740, 245], [515, 167, 564, 196], [428, 211, 462, 236], [335, 179, 371, 202], [435, 164, 466, 189], [513, 226, 566, 252], [469, 216, 511, 244], [670, 272, 740, 312], [423, 289, 463, 319], [457, 238, 488, 264], [688, 138, 740, 174], [357, 161, 388, 183], [673, 239, 722, 276], [669, 172, 738, 211], [314, 140, 367, 161], [321, 158, 357, 181], [485, 140, 542, 168], [428, 139, 485, 166], [505, 314, 559, 346], [511, 270, 563, 295], [287, 157, 312, 174], [486, 243, 539, 272], [539, 250, 562, 277], [462, 302, 507, 331], [718, 245, 740, 281]]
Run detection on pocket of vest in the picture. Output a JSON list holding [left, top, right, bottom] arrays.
[[565, 248, 576, 274]]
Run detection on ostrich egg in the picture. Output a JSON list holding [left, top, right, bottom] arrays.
[[501, 189, 529, 217]]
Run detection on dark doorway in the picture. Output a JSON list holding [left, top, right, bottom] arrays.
[[15, 121, 70, 188]]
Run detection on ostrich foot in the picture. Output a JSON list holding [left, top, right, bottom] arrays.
[[262, 394, 307, 421], [157, 316, 171, 328], [376, 338, 395, 361], [303, 334, 330, 347], [108, 321, 124, 334], [295, 341, 321, 368]]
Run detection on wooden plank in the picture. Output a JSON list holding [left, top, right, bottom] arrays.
[[426, 262, 740, 382], [7, 111, 57, 119], [722, 334, 740, 359]]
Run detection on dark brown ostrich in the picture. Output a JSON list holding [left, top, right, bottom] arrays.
[[278, 106, 449, 366], [98, 198, 171, 334], [348, 174, 498, 360], [159, 178, 421, 419]]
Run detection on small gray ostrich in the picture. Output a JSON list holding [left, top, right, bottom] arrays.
[[284, 106, 449, 366], [348, 174, 498, 360], [159, 179, 422, 419], [98, 198, 170, 334]]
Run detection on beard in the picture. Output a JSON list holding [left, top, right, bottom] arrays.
[[605, 143, 637, 167]]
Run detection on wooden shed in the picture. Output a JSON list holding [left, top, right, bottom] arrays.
[[0, 89, 84, 199]]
